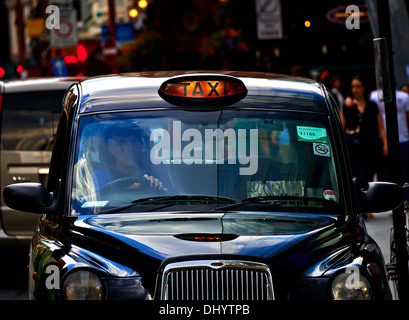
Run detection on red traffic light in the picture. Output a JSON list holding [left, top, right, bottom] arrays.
[[16, 65, 23, 74]]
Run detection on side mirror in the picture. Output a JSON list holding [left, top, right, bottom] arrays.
[[3, 182, 59, 214], [360, 181, 403, 213]]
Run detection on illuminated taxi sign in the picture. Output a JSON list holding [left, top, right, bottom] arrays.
[[158, 75, 247, 106]]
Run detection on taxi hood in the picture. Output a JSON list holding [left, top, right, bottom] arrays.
[[78, 211, 335, 237], [72, 211, 346, 265]]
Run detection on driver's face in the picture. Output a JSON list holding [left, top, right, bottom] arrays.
[[108, 136, 141, 167]]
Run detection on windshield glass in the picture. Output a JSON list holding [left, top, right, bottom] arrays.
[[71, 109, 342, 215]]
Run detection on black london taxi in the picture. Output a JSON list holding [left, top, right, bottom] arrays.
[[3, 71, 403, 300]]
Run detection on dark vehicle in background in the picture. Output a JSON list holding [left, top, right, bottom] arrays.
[[3, 71, 404, 300], [0, 78, 79, 247]]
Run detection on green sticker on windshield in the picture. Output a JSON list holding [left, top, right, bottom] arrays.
[[296, 126, 328, 143]]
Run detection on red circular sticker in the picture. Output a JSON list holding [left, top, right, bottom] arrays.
[[315, 144, 329, 155], [323, 190, 338, 202]]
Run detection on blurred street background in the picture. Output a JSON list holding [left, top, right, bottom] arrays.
[[0, 0, 408, 91], [1, 0, 409, 300]]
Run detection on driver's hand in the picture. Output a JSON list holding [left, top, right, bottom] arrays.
[[143, 174, 168, 191]]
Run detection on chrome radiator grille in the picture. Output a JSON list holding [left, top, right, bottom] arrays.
[[160, 260, 274, 300]]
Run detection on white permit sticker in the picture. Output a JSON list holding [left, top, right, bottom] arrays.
[[313, 143, 330, 157], [297, 126, 328, 143], [81, 201, 109, 208]]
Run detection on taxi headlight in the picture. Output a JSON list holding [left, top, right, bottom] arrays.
[[331, 271, 373, 300], [62, 270, 104, 300]]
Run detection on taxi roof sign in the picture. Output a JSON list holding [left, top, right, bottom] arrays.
[[158, 75, 247, 106]]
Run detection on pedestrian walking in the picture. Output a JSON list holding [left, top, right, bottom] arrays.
[[329, 74, 344, 110], [401, 83, 409, 95], [370, 87, 409, 201], [340, 75, 388, 219]]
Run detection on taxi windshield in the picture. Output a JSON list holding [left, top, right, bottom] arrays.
[[71, 109, 342, 215]]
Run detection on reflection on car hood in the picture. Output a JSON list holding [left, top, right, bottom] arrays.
[[82, 211, 334, 235], [73, 211, 341, 262]]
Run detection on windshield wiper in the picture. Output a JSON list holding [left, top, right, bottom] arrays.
[[213, 195, 330, 211], [99, 195, 235, 214]]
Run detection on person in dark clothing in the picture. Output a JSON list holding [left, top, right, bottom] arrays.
[[340, 75, 388, 196]]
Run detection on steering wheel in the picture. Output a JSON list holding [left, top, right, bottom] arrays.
[[100, 176, 150, 193], [99, 176, 168, 200]]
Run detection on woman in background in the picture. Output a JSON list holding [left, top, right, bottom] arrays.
[[340, 75, 388, 218]]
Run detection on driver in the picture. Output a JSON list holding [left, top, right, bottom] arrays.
[[92, 125, 167, 192]]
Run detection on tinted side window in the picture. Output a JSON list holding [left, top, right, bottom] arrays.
[[0, 90, 65, 150]]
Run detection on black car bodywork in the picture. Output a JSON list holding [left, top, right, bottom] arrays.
[[3, 71, 403, 300]]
